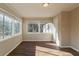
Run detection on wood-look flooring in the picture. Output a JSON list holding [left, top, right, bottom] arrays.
[[8, 41, 79, 56]]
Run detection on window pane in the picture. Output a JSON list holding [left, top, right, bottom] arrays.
[[41, 23, 53, 33], [14, 20, 20, 34], [0, 14, 3, 39], [40, 24, 45, 32], [43, 24, 49, 33], [28, 24, 33, 32], [28, 24, 39, 32], [4, 16, 12, 37]]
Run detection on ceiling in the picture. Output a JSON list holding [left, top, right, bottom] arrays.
[[6, 3, 79, 17]]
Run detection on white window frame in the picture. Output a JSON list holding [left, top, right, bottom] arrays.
[[14, 20, 22, 36], [27, 22, 40, 34], [0, 12, 4, 40], [27, 22, 49, 34], [27, 22, 53, 34], [0, 10, 22, 41], [3, 15, 13, 39]]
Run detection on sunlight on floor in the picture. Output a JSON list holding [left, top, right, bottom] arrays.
[[45, 42, 57, 46], [35, 46, 73, 56]]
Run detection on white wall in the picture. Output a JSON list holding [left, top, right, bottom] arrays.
[[0, 35, 22, 56], [53, 12, 70, 47], [53, 15, 60, 46], [70, 7, 79, 50], [55, 7, 79, 51], [22, 17, 54, 41], [60, 12, 70, 46]]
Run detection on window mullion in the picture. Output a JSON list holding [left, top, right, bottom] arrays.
[[12, 20, 15, 36], [3, 14, 5, 39], [38, 23, 40, 33]]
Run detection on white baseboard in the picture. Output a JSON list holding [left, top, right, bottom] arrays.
[[60, 46, 79, 52], [70, 46, 79, 52], [4, 40, 22, 56], [59, 46, 71, 48]]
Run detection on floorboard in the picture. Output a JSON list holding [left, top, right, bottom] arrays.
[[8, 41, 79, 56]]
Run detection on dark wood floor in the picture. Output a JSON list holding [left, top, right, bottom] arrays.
[[8, 41, 79, 56]]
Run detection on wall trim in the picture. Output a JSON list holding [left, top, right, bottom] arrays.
[[4, 40, 22, 56], [59, 46, 71, 48], [70, 46, 79, 52], [60, 46, 79, 52], [23, 40, 53, 41]]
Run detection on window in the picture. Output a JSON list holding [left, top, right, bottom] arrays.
[[0, 11, 22, 40], [28, 23, 53, 33], [0, 13, 3, 39], [14, 20, 20, 34], [4, 16, 12, 38], [40, 23, 53, 33], [28, 24, 39, 32]]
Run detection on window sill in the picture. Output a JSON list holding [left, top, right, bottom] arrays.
[[0, 33, 22, 42], [14, 33, 22, 36], [0, 36, 12, 42], [27, 32, 52, 34]]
